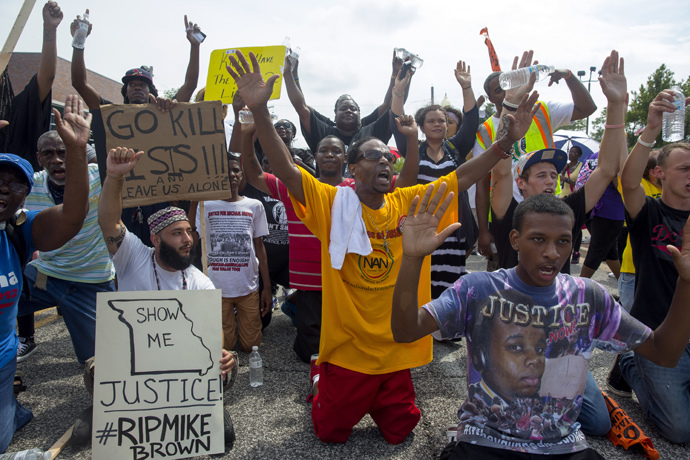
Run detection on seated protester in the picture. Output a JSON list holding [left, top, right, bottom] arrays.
[[0, 95, 91, 454], [614, 88, 690, 443], [391, 190, 690, 460], [283, 52, 401, 153], [392, 59, 479, 298], [225, 49, 541, 444]]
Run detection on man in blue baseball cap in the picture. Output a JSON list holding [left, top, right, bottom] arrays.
[[0, 95, 91, 453]]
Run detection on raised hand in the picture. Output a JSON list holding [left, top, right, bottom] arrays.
[[225, 51, 280, 111], [504, 91, 541, 143], [402, 183, 461, 258], [547, 69, 571, 87], [43, 1, 63, 29], [184, 15, 204, 46], [454, 60, 471, 89], [505, 50, 537, 104], [392, 49, 403, 77], [106, 147, 143, 178], [646, 90, 684, 133], [393, 66, 412, 96], [69, 10, 91, 38], [599, 50, 627, 103], [669, 215, 690, 283], [395, 115, 417, 138], [53, 95, 92, 148]]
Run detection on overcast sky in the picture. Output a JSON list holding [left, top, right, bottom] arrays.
[[3, 0, 689, 148]]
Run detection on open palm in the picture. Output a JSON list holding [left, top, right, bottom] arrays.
[[402, 183, 460, 258], [54, 95, 91, 148]]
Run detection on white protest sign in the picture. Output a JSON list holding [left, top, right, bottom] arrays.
[[93, 289, 224, 460]]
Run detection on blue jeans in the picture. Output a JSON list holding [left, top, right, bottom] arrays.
[[0, 357, 33, 453], [617, 273, 635, 313], [18, 265, 115, 365], [620, 346, 690, 443], [577, 370, 612, 436]]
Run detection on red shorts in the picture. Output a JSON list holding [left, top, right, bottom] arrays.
[[312, 362, 420, 444]]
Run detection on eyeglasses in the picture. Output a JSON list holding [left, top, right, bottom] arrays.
[[39, 148, 66, 159], [354, 150, 395, 164], [0, 179, 29, 195]]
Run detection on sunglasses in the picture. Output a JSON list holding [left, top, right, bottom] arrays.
[[274, 122, 293, 130], [354, 149, 395, 164], [0, 178, 29, 195]]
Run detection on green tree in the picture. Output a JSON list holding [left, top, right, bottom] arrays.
[[626, 64, 689, 146], [483, 102, 495, 120], [589, 109, 607, 143], [163, 87, 180, 100]]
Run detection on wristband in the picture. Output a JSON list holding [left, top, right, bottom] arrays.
[[502, 100, 519, 110], [637, 137, 656, 148], [391, 75, 397, 79], [294, 77, 299, 82], [106, 172, 125, 180], [461, 85, 471, 90], [605, 124, 625, 129], [492, 141, 511, 159], [565, 70, 572, 80]]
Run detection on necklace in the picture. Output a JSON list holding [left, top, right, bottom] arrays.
[[362, 199, 392, 258], [151, 252, 187, 291]]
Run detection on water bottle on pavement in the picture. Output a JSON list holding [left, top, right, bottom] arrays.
[[662, 85, 685, 142], [499, 65, 556, 90], [249, 346, 263, 387], [71, 9, 90, 50], [0, 449, 51, 460]]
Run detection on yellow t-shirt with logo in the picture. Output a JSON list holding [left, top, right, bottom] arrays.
[[290, 167, 459, 374], [619, 178, 662, 274]]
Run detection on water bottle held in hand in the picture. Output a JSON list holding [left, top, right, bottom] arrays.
[[72, 9, 90, 50], [662, 86, 685, 142], [499, 65, 555, 90]]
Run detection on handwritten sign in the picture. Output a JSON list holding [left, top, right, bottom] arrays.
[[93, 289, 224, 460], [101, 101, 231, 207], [205, 45, 285, 103]]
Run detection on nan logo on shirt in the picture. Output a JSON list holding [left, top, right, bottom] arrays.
[[358, 248, 393, 282]]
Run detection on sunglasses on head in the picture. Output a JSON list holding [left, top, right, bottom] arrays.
[[354, 149, 395, 164]]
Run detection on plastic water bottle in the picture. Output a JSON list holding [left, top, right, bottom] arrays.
[[662, 85, 685, 142], [499, 65, 556, 90], [249, 346, 263, 387], [71, 9, 90, 50], [0, 449, 51, 460], [238, 108, 253, 124]]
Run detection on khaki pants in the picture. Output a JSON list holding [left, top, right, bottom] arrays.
[[222, 290, 261, 352]]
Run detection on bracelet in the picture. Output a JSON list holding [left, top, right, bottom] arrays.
[[294, 77, 299, 82], [565, 70, 572, 80], [106, 172, 125, 180], [391, 75, 397, 79], [502, 100, 519, 110], [461, 85, 471, 90], [605, 124, 625, 129], [492, 141, 511, 159], [393, 91, 404, 98], [637, 137, 656, 148]]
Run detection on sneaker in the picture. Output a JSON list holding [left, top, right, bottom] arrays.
[[281, 300, 297, 327], [16, 337, 37, 363], [608, 272, 616, 279], [223, 409, 236, 449], [606, 355, 632, 398], [70, 405, 93, 446], [571, 252, 580, 265]]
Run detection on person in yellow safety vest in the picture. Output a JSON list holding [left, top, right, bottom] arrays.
[[472, 50, 597, 269]]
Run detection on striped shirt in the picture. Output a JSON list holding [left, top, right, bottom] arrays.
[[25, 164, 115, 283]]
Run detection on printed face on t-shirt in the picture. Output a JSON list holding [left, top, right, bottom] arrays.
[[484, 319, 546, 402]]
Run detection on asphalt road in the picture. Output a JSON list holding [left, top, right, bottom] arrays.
[[8, 245, 688, 459]]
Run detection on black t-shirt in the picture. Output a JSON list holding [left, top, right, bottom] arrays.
[[628, 197, 690, 329], [3, 74, 52, 172], [242, 184, 289, 278], [301, 108, 392, 152], [311, 107, 380, 129], [490, 188, 587, 274], [91, 96, 112, 184]]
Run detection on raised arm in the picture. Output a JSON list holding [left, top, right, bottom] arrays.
[[634, 215, 690, 366], [283, 56, 312, 134], [32, 95, 89, 251], [621, 90, 687, 219], [393, 115, 420, 188], [454, 60, 476, 113], [173, 16, 202, 103], [240, 123, 270, 194], [392, 183, 459, 343], [227, 51, 305, 204], [548, 67, 597, 122], [98, 147, 144, 255], [69, 12, 100, 109], [581, 50, 627, 212], [36, 1, 63, 102]]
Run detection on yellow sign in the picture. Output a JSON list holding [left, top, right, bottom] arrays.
[[205, 45, 285, 103]]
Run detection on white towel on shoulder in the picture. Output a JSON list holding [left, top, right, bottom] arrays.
[[329, 186, 372, 269]]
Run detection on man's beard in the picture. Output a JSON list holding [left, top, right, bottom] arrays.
[[158, 238, 195, 271]]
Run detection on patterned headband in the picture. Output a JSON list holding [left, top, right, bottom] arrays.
[[147, 207, 189, 235]]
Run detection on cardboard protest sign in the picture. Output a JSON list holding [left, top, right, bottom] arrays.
[[205, 45, 286, 103], [93, 289, 224, 460], [101, 101, 230, 207]]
